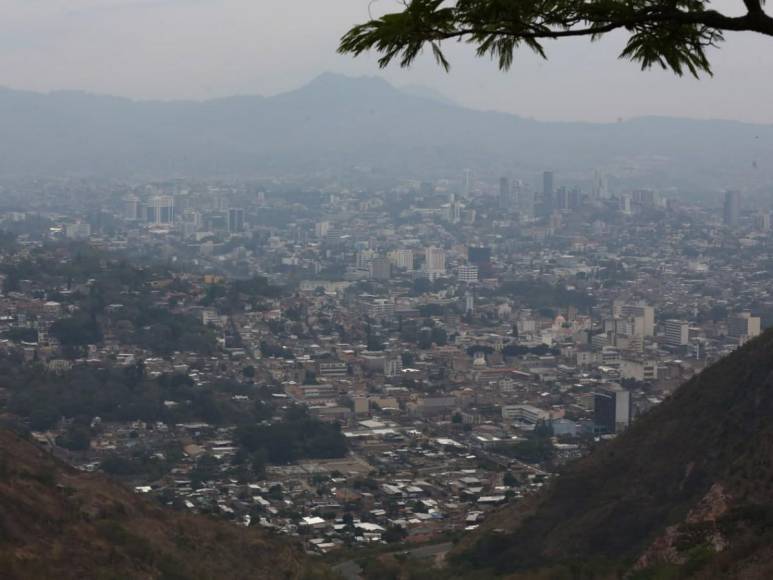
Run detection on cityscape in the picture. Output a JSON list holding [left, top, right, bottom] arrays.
[[0, 163, 770, 570], [3, 0, 773, 578]]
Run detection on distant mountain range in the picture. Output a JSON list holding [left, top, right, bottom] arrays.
[[0, 72, 771, 191]]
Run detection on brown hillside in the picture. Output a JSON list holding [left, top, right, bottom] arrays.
[[0, 428, 308, 579], [454, 329, 773, 578]]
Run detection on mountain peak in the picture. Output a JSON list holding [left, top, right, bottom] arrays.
[[294, 72, 399, 98]]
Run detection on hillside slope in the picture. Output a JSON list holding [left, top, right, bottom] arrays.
[[455, 329, 773, 578], [0, 429, 309, 579]]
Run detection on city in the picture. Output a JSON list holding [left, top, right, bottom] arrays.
[[2, 1, 773, 576], [0, 171, 769, 563]]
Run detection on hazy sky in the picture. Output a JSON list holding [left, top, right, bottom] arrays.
[[2, 0, 772, 123]]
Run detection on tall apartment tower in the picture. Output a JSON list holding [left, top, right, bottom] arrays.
[[147, 195, 175, 225], [124, 196, 142, 220], [540, 171, 555, 217], [723, 190, 741, 227], [755, 211, 771, 231], [664, 319, 690, 348], [728, 312, 761, 341], [593, 385, 631, 434], [499, 177, 510, 200], [621, 303, 655, 337], [228, 208, 245, 233], [592, 170, 609, 199], [388, 249, 414, 271], [369, 257, 392, 281], [424, 246, 446, 277]]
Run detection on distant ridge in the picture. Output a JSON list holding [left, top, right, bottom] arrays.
[[0, 72, 770, 189], [399, 84, 459, 106]]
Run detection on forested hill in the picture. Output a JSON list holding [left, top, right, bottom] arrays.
[[454, 328, 773, 578], [0, 428, 313, 579]]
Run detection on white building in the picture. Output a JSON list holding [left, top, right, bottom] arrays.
[[664, 319, 689, 348], [388, 249, 414, 270], [457, 265, 479, 283], [728, 312, 761, 341], [368, 299, 395, 319], [502, 404, 551, 424], [620, 358, 658, 382], [424, 246, 446, 278], [65, 222, 91, 240]]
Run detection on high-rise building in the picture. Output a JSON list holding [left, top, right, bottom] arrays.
[[182, 208, 202, 227], [368, 298, 395, 319], [592, 170, 608, 199], [593, 385, 631, 434], [356, 249, 377, 269], [369, 257, 392, 281], [468, 246, 492, 266], [543, 171, 554, 198], [728, 312, 761, 341], [384, 357, 403, 378], [555, 187, 569, 210], [568, 188, 581, 210], [542, 171, 555, 215], [228, 208, 245, 233], [633, 189, 660, 206], [664, 319, 690, 348], [620, 194, 632, 215], [755, 211, 771, 231], [510, 179, 522, 206], [148, 195, 175, 225], [457, 265, 479, 283], [388, 249, 414, 270], [723, 190, 741, 227], [424, 246, 446, 277], [621, 303, 655, 337], [518, 188, 535, 218], [124, 196, 142, 220], [65, 222, 91, 240], [445, 199, 463, 223], [499, 177, 512, 209]]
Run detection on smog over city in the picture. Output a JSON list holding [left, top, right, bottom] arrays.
[[1, 2, 773, 579]]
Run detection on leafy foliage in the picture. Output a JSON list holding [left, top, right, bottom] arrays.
[[0, 357, 262, 428], [340, 0, 773, 77], [235, 407, 347, 464]]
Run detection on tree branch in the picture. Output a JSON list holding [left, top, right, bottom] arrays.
[[743, 0, 765, 16], [339, 0, 773, 77], [416, 9, 773, 41]]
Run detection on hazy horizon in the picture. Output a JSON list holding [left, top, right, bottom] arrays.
[[2, 0, 772, 124], [1, 70, 771, 127]]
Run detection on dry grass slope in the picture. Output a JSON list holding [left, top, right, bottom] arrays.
[[0, 429, 310, 580]]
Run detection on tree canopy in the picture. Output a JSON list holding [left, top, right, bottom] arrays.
[[339, 0, 773, 77]]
